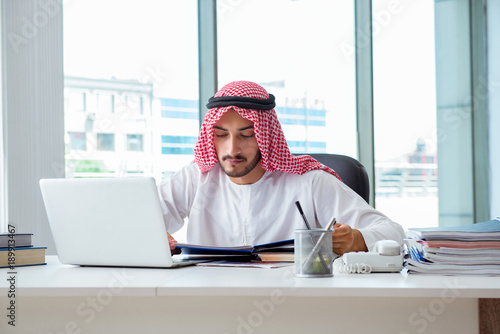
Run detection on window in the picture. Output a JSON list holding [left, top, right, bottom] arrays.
[[127, 95, 143, 115], [68, 132, 87, 150], [114, 94, 128, 114], [97, 133, 115, 151], [64, 0, 199, 180], [97, 93, 114, 114], [217, 0, 357, 157], [57, 0, 491, 229], [126, 134, 144, 152], [372, 0, 438, 229]]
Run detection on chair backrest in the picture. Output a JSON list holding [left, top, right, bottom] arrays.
[[307, 153, 370, 203]]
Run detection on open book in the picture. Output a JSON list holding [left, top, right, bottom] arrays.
[[175, 239, 294, 256]]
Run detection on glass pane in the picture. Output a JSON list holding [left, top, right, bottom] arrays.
[[64, 0, 199, 180], [217, 0, 356, 158], [372, 0, 438, 229]]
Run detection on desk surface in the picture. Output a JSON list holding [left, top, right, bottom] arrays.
[[1, 256, 499, 298]]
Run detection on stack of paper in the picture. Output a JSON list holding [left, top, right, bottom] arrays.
[[405, 217, 500, 276]]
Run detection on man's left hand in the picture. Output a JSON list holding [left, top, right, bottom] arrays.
[[331, 224, 368, 255]]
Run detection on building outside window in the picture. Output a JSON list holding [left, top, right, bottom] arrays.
[[114, 94, 128, 114], [64, 76, 154, 177]]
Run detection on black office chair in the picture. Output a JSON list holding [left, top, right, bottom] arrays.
[[305, 153, 370, 203]]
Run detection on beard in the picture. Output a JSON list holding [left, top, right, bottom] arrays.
[[219, 151, 262, 178]]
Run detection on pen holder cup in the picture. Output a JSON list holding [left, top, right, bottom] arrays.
[[294, 229, 334, 278]]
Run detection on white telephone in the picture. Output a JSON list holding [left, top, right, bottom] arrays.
[[336, 240, 404, 274]]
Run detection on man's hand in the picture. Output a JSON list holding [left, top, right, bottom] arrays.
[[168, 232, 181, 255], [331, 224, 368, 255]]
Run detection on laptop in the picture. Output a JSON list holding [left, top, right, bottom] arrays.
[[39, 177, 201, 268]]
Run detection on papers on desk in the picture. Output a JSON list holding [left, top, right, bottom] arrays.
[[405, 218, 500, 276], [174, 239, 295, 267], [175, 239, 294, 256]]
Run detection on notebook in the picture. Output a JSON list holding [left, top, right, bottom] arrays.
[[39, 177, 201, 268]]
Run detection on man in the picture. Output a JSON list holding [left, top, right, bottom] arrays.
[[159, 81, 405, 255]]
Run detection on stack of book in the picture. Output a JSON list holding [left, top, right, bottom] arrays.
[[405, 218, 500, 276], [0, 231, 47, 269]]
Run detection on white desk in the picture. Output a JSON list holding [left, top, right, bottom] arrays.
[[0, 256, 499, 334]]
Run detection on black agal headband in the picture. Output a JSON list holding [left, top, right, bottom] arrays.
[[206, 94, 276, 111]]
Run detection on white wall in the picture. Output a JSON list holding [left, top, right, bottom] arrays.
[[488, 0, 500, 218], [2, 0, 64, 253]]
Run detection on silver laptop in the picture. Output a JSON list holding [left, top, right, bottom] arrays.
[[39, 177, 198, 268]]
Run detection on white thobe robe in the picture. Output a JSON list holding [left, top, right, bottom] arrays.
[[159, 162, 405, 250]]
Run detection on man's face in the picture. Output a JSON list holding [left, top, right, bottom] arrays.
[[213, 109, 265, 184]]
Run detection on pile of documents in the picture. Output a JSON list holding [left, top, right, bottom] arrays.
[[405, 218, 500, 276]]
